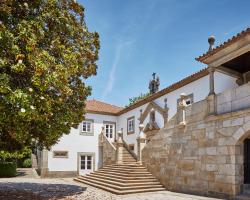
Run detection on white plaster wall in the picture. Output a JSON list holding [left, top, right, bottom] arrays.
[[47, 71, 237, 171], [118, 71, 237, 154], [117, 103, 148, 154], [48, 113, 117, 172], [214, 71, 238, 94]]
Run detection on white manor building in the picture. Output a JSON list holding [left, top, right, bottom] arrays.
[[37, 28, 250, 198], [38, 67, 237, 176]]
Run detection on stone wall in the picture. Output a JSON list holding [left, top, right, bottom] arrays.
[[217, 82, 250, 114], [100, 134, 116, 166], [142, 85, 250, 198]]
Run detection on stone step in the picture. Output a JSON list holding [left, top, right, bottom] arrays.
[[74, 177, 164, 191], [243, 184, 250, 190], [98, 169, 150, 175], [78, 175, 161, 187], [87, 173, 158, 183], [99, 167, 148, 173], [104, 164, 144, 168], [122, 162, 138, 165], [88, 173, 157, 180], [122, 156, 136, 159], [93, 170, 152, 177], [235, 194, 250, 200], [122, 159, 136, 161], [74, 178, 165, 195], [243, 190, 250, 195]]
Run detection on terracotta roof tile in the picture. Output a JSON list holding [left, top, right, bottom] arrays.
[[196, 27, 250, 63], [86, 99, 123, 115]]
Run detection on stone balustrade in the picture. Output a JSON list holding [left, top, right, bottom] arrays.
[[217, 82, 250, 114], [142, 84, 250, 199]]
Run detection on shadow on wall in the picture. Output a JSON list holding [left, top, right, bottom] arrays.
[[0, 182, 86, 200]]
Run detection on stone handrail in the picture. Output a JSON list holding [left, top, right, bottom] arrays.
[[99, 132, 116, 150], [99, 132, 116, 166]]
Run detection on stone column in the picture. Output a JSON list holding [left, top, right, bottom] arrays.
[[40, 149, 49, 178], [178, 93, 187, 126], [163, 98, 169, 125], [116, 131, 123, 165], [137, 124, 146, 164], [207, 66, 217, 115], [208, 66, 215, 96]]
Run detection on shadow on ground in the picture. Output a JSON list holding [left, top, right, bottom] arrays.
[[0, 182, 86, 200]]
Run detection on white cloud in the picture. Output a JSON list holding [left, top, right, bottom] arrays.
[[102, 40, 134, 99]]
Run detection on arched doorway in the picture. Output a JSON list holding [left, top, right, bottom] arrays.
[[244, 138, 250, 183]]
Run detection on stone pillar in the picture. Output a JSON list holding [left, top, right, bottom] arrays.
[[163, 98, 169, 125], [40, 149, 49, 178], [208, 66, 215, 96], [207, 66, 217, 115], [116, 131, 123, 165], [207, 93, 217, 115], [178, 93, 187, 126], [137, 124, 146, 163]]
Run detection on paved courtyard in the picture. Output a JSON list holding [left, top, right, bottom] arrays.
[[0, 178, 225, 200], [0, 169, 224, 200]]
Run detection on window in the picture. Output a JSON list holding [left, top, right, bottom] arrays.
[[82, 121, 91, 132], [177, 93, 194, 107], [80, 119, 94, 136], [53, 151, 68, 158], [185, 98, 192, 106], [127, 116, 135, 134], [80, 155, 93, 170], [129, 144, 135, 151], [104, 123, 115, 138]]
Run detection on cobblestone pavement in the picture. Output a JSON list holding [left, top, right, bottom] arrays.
[[0, 177, 224, 200]]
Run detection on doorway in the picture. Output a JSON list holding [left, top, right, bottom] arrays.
[[244, 139, 250, 183], [78, 153, 94, 176]]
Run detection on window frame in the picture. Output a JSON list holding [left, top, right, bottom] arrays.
[[103, 121, 116, 139], [177, 93, 194, 107], [127, 116, 135, 135], [128, 144, 135, 151], [80, 119, 94, 136]]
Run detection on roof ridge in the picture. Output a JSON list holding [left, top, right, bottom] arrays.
[[88, 99, 123, 109], [196, 27, 250, 62], [117, 67, 208, 115]]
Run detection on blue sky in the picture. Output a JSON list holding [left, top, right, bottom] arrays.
[[80, 0, 250, 107]]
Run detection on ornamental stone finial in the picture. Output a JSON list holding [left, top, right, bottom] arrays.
[[208, 35, 215, 52], [164, 98, 168, 109], [139, 123, 144, 132], [149, 73, 160, 94]]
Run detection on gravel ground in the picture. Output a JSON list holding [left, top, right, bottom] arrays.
[[0, 169, 223, 200], [0, 178, 117, 200], [0, 178, 224, 200]]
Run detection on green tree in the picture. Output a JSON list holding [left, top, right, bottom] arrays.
[[127, 92, 150, 106], [0, 0, 100, 151]]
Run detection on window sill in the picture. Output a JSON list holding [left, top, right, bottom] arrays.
[[80, 132, 94, 136]]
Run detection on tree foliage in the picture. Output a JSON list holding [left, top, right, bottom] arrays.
[[0, 0, 100, 151], [128, 92, 150, 106], [0, 147, 31, 161]]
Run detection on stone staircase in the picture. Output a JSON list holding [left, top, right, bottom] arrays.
[[74, 146, 165, 194], [235, 184, 250, 200]]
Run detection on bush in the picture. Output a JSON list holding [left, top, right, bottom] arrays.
[[22, 158, 32, 168], [0, 162, 16, 177]]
